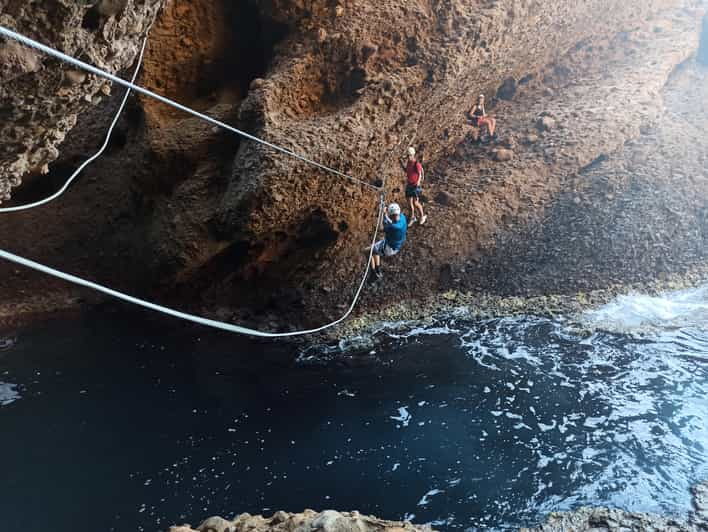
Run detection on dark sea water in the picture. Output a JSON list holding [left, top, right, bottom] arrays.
[[1, 286, 708, 531]]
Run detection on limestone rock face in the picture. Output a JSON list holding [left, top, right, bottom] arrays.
[[0, 0, 163, 201], [169, 510, 433, 532]]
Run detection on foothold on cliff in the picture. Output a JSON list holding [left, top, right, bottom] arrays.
[[494, 148, 514, 162], [536, 115, 556, 132], [434, 191, 454, 206], [0, 40, 41, 83], [496, 77, 517, 100], [95, 0, 130, 18], [317, 28, 328, 44], [250, 78, 266, 91], [64, 70, 87, 86]]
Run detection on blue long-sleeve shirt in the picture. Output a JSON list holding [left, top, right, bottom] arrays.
[[384, 214, 407, 250]]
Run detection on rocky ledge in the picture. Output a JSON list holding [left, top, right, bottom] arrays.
[[169, 510, 432, 532], [169, 482, 708, 532]]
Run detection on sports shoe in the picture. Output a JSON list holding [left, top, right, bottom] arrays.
[[408, 217, 418, 227], [419, 215, 428, 226], [374, 269, 384, 280]]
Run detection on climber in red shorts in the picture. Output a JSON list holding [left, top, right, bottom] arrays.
[[401, 146, 427, 227]]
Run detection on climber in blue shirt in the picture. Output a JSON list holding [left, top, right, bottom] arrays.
[[370, 203, 407, 280]]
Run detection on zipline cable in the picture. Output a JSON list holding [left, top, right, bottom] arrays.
[[0, 35, 149, 213], [0, 26, 411, 337], [0, 25, 379, 192], [0, 196, 383, 338]]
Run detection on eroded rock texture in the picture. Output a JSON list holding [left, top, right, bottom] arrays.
[[170, 510, 432, 532], [0, 0, 707, 330], [0, 0, 162, 201], [173, 482, 708, 532]]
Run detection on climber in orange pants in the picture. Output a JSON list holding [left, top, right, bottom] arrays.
[[469, 94, 497, 139]]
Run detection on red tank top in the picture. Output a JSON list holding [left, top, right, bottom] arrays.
[[406, 160, 422, 185]]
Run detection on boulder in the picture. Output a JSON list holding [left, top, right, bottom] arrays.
[[0, 40, 41, 84], [312, 510, 344, 532], [434, 191, 454, 206], [96, 0, 130, 17], [496, 77, 517, 100], [536, 116, 556, 132], [250, 78, 266, 90], [198, 516, 234, 532], [494, 148, 514, 162], [317, 28, 328, 43]]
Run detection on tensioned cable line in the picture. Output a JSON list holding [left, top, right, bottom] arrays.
[[0, 25, 379, 192], [0, 35, 149, 213], [0, 197, 383, 337], [0, 25, 398, 337]]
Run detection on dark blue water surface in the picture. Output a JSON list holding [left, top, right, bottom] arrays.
[[1, 292, 707, 531]]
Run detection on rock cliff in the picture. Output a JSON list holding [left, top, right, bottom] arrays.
[[172, 481, 708, 532], [0, 0, 707, 331], [0, 0, 162, 201]]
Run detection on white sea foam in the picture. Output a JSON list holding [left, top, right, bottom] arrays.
[[417, 488, 444, 506], [0, 382, 20, 406], [390, 407, 412, 427], [583, 283, 708, 333]]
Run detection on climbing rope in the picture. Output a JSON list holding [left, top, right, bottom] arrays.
[[0, 35, 149, 213], [0, 25, 398, 337], [0, 25, 379, 192], [0, 198, 383, 337]]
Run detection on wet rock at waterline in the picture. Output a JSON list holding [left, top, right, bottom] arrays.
[[175, 483, 708, 532]]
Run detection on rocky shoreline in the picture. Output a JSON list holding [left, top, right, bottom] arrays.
[[170, 482, 708, 532], [315, 264, 708, 350]]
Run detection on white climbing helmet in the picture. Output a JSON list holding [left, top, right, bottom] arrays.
[[407, 146, 416, 157], [388, 203, 401, 216]]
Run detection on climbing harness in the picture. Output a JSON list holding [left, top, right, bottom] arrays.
[[0, 25, 391, 337], [0, 35, 149, 213]]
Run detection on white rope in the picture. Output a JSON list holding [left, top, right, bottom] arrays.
[[0, 36, 149, 213], [0, 25, 379, 192], [0, 197, 383, 337], [0, 25, 395, 337]]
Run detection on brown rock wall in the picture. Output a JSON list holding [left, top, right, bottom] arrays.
[[0, 0, 162, 201]]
